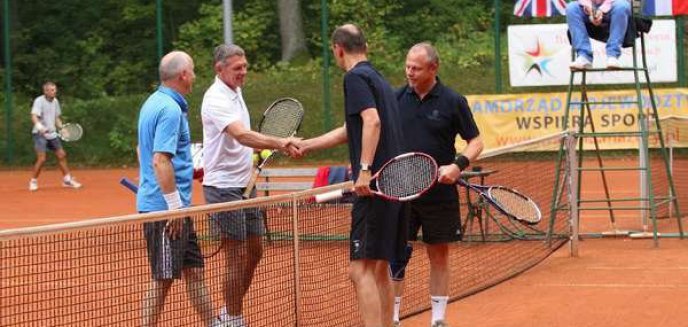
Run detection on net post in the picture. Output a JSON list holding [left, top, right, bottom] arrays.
[[566, 133, 580, 257], [639, 114, 649, 234], [668, 138, 674, 221], [291, 195, 302, 326]]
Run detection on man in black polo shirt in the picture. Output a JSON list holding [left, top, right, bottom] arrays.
[[295, 23, 406, 327], [391, 42, 483, 327]]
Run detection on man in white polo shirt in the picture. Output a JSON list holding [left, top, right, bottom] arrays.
[[201, 44, 300, 327], [29, 81, 82, 191]]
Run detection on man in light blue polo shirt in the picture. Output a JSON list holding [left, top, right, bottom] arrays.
[[137, 50, 217, 327]]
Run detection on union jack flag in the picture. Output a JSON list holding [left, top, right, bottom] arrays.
[[514, 0, 568, 17]]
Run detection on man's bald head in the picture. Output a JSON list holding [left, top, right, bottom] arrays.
[[159, 51, 194, 82], [331, 23, 367, 54]]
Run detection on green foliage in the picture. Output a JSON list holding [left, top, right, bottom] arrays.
[[7, 0, 204, 98], [2, 0, 687, 166], [175, 1, 280, 77]]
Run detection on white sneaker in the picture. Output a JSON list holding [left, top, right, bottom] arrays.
[[62, 178, 82, 189], [606, 56, 622, 69], [393, 321, 401, 327], [569, 56, 592, 70], [29, 179, 38, 192], [210, 318, 232, 327], [221, 315, 247, 327], [431, 320, 449, 327]]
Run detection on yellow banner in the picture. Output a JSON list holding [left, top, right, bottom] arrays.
[[460, 88, 688, 151]]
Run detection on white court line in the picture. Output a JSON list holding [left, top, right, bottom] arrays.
[[535, 283, 688, 289], [585, 266, 688, 271]]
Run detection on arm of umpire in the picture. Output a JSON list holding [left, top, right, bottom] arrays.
[[153, 152, 184, 239], [437, 135, 484, 184]]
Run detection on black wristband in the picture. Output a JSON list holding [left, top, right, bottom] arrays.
[[453, 154, 470, 171]]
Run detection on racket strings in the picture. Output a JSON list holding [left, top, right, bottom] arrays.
[[60, 124, 83, 141], [488, 188, 541, 223], [377, 155, 436, 198], [260, 101, 304, 137]]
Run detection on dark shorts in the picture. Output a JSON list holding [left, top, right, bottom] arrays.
[[32, 134, 62, 152], [143, 217, 204, 280], [350, 196, 407, 262], [406, 200, 461, 244], [202, 185, 265, 240]]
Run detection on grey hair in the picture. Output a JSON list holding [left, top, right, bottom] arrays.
[[213, 44, 246, 65], [410, 42, 440, 65], [159, 51, 192, 81]]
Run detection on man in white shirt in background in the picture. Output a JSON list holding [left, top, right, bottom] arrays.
[[29, 81, 82, 191]]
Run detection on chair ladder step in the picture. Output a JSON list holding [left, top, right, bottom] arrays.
[[571, 67, 647, 72]]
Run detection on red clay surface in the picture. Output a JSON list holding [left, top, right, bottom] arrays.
[[1, 167, 687, 327]]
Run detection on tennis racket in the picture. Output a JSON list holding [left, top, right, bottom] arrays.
[[242, 98, 305, 199], [58, 123, 83, 142], [190, 143, 204, 181], [457, 179, 542, 225], [315, 152, 438, 203], [119, 177, 225, 259]]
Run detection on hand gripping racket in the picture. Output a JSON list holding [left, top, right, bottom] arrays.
[[457, 179, 542, 225], [58, 123, 83, 142], [242, 98, 305, 199], [315, 152, 438, 203], [119, 177, 225, 259]]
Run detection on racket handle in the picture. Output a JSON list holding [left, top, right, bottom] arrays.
[[315, 189, 347, 203], [243, 170, 260, 199], [120, 178, 138, 194]]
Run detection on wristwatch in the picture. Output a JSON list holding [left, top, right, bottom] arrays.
[[360, 163, 371, 172]]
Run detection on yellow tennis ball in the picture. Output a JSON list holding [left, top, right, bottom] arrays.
[[252, 153, 260, 164], [260, 149, 273, 160]]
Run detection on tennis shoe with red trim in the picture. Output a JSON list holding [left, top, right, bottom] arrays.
[[62, 178, 82, 189]]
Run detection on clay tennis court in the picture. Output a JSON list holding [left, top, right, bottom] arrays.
[[1, 165, 686, 327]]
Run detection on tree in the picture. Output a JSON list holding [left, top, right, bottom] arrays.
[[278, 0, 308, 62]]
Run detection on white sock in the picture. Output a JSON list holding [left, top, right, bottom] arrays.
[[218, 306, 228, 321], [63, 174, 72, 182], [431, 295, 448, 323], [393, 296, 402, 322], [30, 178, 37, 182]]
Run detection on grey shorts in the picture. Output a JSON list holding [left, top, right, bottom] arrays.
[[143, 217, 204, 281], [33, 134, 62, 152], [203, 185, 265, 240]]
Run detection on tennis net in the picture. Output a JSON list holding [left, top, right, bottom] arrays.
[[1, 135, 573, 326]]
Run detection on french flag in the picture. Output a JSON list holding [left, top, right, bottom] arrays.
[[643, 0, 688, 16], [514, 0, 568, 17]]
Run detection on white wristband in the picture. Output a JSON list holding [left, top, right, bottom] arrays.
[[34, 122, 46, 132], [163, 191, 183, 210]]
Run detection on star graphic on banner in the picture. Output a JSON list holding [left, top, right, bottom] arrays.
[[520, 38, 559, 77]]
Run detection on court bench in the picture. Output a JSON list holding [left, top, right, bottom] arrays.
[[255, 167, 319, 195]]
